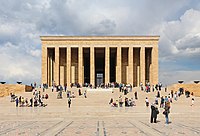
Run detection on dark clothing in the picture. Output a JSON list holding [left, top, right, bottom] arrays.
[[78, 89, 82, 96], [157, 91, 160, 98], [164, 106, 170, 124], [30, 98, 33, 107], [134, 92, 138, 100], [68, 99, 71, 108], [151, 105, 159, 123], [15, 98, 19, 107]]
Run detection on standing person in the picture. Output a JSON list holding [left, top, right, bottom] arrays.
[[163, 102, 170, 124], [152, 85, 154, 92], [51, 85, 54, 92], [174, 92, 177, 101], [191, 97, 194, 106], [30, 98, 33, 107], [171, 90, 174, 98], [140, 82, 143, 91], [157, 91, 160, 98], [19, 96, 22, 106], [68, 98, 71, 108], [78, 89, 82, 96], [150, 103, 159, 123], [134, 91, 138, 100], [155, 97, 158, 105], [119, 95, 123, 107], [84, 90, 87, 98], [160, 96, 164, 108], [15, 97, 19, 107], [64, 83, 67, 92], [145, 97, 149, 107]]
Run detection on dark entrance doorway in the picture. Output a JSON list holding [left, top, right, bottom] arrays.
[[95, 48, 105, 86], [96, 73, 103, 86], [110, 48, 117, 83], [83, 48, 90, 84]]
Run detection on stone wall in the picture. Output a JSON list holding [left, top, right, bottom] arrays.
[[168, 83, 200, 97], [0, 84, 32, 97]]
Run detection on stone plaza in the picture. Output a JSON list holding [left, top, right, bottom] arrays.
[[0, 87, 200, 136]]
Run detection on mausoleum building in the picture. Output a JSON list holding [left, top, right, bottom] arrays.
[[41, 36, 159, 87]]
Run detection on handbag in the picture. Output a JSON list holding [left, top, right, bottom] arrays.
[[163, 111, 166, 115]]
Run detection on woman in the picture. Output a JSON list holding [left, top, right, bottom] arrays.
[[163, 102, 170, 124]]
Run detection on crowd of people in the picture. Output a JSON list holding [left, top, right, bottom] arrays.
[[11, 89, 48, 107], [9, 81, 195, 125]]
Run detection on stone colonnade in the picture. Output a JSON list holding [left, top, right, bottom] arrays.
[[41, 36, 159, 87]]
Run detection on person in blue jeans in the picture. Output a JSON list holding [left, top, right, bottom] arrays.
[[164, 102, 170, 124]]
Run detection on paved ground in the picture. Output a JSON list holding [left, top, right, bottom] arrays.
[[0, 87, 200, 136]]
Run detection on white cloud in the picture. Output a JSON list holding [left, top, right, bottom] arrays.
[[0, 42, 41, 84], [0, 0, 200, 85]]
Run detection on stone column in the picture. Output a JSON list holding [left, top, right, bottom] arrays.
[[140, 46, 145, 85], [137, 66, 140, 87], [66, 47, 71, 87], [54, 46, 60, 86], [48, 52, 53, 86], [116, 47, 121, 83], [105, 47, 110, 84], [90, 46, 95, 86], [78, 46, 83, 85], [152, 45, 158, 85], [128, 47, 133, 84], [42, 45, 47, 84], [50, 55, 53, 86]]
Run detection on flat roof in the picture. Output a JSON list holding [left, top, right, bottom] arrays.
[[40, 36, 160, 41]]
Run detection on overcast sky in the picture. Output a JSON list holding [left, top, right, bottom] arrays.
[[0, 0, 200, 85]]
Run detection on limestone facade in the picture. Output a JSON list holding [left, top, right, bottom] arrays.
[[41, 36, 159, 87], [168, 83, 200, 97], [0, 84, 32, 97]]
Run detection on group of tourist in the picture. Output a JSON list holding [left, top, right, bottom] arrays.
[[9, 80, 196, 126], [11, 89, 48, 107], [140, 82, 162, 93], [109, 96, 136, 107]]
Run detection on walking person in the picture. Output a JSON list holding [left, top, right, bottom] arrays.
[[145, 97, 149, 107], [68, 98, 71, 108], [163, 102, 170, 124]]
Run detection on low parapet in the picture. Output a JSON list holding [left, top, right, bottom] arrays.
[[0, 84, 32, 97]]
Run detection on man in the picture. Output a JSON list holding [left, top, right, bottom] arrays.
[[134, 91, 138, 100], [68, 98, 71, 108], [15, 97, 19, 107], [150, 103, 159, 123]]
